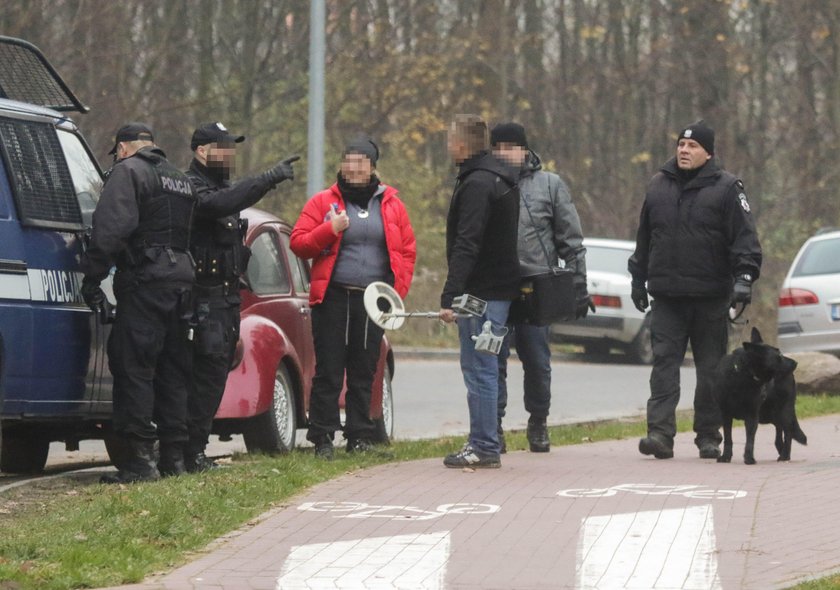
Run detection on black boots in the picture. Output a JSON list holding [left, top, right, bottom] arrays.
[[184, 451, 219, 473], [639, 434, 674, 459], [100, 438, 160, 484], [527, 416, 550, 453], [158, 442, 186, 477]]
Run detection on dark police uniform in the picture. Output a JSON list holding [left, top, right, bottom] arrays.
[[184, 159, 281, 468], [629, 156, 762, 451], [82, 145, 196, 481]]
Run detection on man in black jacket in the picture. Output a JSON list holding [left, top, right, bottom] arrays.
[[81, 123, 196, 483], [439, 114, 520, 469], [184, 122, 297, 471], [629, 121, 762, 460]]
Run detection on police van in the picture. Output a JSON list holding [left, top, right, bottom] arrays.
[[0, 36, 117, 473]]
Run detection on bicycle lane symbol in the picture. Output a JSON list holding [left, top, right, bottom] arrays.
[[297, 501, 501, 521], [556, 483, 747, 500]]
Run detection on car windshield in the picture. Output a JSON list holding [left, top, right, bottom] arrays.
[[586, 245, 632, 276], [792, 237, 840, 276]]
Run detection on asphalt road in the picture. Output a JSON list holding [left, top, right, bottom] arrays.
[[23, 354, 697, 473]]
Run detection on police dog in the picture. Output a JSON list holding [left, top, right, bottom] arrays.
[[715, 327, 807, 464]]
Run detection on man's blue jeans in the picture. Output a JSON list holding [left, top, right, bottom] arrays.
[[498, 323, 552, 421], [457, 300, 511, 455]]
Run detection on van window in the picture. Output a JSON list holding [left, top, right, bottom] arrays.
[[0, 116, 83, 230], [247, 231, 291, 295], [56, 129, 102, 227], [793, 238, 840, 277]]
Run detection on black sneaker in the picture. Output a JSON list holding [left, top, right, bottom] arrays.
[[639, 435, 674, 459], [185, 452, 219, 473], [698, 442, 721, 459], [443, 444, 501, 469], [346, 438, 373, 453], [527, 416, 550, 453], [314, 438, 334, 460]]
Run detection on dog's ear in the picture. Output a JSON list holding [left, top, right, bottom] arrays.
[[751, 327, 763, 343], [781, 356, 798, 374]]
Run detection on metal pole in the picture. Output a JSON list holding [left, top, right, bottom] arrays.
[[307, 0, 326, 198]]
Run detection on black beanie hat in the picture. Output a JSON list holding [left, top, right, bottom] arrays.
[[343, 135, 379, 165], [677, 121, 714, 155], [490, 122, 528, 148]]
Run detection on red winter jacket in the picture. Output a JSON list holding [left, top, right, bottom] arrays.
[[290, 182, 416, 306]]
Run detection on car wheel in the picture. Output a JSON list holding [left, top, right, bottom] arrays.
[[372, 364, 394, 444], [243, 364, 297, 454], [0, 426, 49, 473], [628, 315, 653, 364]]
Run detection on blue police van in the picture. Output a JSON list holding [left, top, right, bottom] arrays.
[[0, 36, 118, 473]]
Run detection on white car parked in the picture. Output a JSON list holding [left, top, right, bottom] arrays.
[[550, 238, 652, 364], [777, 229, 840, 355]]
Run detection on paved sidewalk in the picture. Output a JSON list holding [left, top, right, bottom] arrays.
[[104, 415, 840, 590]]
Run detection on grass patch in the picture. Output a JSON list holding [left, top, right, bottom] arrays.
[[1, 395, 839, 589]]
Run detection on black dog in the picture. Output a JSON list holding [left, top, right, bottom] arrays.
[[715, 327, 807, 464]]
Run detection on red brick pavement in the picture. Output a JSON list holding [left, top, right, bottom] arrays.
[[102, 415, 840, 590]]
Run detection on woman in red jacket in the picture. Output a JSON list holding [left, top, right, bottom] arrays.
[[290, 137, 416, 459]]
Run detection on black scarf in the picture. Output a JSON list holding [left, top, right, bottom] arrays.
[[337, 173, 379, 206]]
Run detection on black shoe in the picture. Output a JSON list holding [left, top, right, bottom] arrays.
[[314, 437, 334, 460], [497, 425, 507, 455], [639, 435, 674, 459], [100, 468, 161, 484], [527, 416, 550, 453], [443, 444, 501, 469], [158, 443, 186, 477], [698, 442, 721, 459], [101, 438, 161, 483], [346, 438, 395, 458], [185, 451, 219, 473]]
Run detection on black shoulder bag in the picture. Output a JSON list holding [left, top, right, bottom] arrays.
[[510, 187, 576, 326]]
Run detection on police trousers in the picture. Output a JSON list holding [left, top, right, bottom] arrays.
[[187, 290, 240, 455], [108, 286, 193, 444], [307, 285, 383, 443], [647, 295, 728, 447]]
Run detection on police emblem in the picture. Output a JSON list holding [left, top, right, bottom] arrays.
[[684, 129, 693, 138], [216, 122, 228, 131], [738, 193, 751, 212]]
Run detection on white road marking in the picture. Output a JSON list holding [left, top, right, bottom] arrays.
[[276, 531, 450, 589], [576, 505, 720, 590]]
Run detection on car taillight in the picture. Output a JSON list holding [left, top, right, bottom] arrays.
[[591, 294, 621, 308], [779, 288, 819, 307]]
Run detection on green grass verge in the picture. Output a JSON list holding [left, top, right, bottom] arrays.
[[1, 395, 839, 590]]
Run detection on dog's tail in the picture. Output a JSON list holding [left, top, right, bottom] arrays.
[[792, 417, 807, 446]]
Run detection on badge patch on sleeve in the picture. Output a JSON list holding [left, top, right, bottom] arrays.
[[738, 193, 751, 213]]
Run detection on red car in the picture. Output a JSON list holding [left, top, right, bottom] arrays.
[[211, 208, 395, 452]]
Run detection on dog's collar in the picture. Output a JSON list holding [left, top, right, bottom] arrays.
[[733, 362, 762, 382]]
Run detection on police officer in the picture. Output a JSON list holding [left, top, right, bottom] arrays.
[[184, 122, 298, 472], [81, 123, 196, 483], [629, 121, 762, 460]]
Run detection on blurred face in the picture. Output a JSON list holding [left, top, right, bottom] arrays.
[[493, 143, 528, 166], [447, 125, 470, 164], [340, 153, 373, 186], [198, 142, 237, 171], [676, 138, 711, 170]]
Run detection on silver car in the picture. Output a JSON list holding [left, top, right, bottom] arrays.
[[550, 238, 652, 363], [777, 229, 840, 355]]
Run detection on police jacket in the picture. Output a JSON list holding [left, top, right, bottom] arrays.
[[628, 157, 762, 298], [82, 146, 196, 292], [186, 159, 275, 297], [290, 181, 416, 306], [441, 151, 521, 308], [517, 151, 587, 287]]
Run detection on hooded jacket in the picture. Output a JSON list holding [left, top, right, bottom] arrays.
[[441, 151, 521, 308], [628, 157, 762, 298], [516, 151, 587, 286], [290, 181, 416, 306]]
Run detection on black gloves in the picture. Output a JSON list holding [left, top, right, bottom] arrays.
[[631, 282, 649, 313], [575, 286, 596, 319], [261, 155, 300, 186], [731, 274, 753, 307], [81, 278, 105, 312]]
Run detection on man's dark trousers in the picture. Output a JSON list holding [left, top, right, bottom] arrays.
[[108, 286, 193, 445], [187, 286, 240, 456], [498, 323, 552, 421], [647, 295, 729, 448]]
